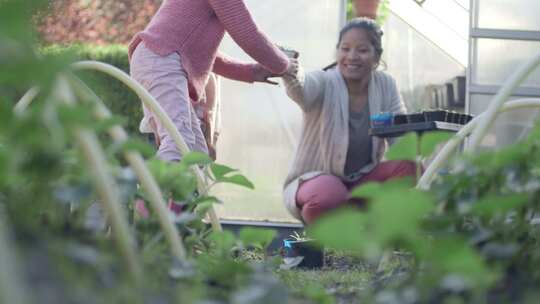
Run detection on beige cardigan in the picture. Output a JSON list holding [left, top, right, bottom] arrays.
[[282, 67, 406, 220]]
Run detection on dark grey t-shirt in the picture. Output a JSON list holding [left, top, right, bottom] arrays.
[[344, 105, 372, 178]]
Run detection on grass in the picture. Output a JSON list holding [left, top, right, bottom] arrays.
[[278, 269, 371, 304], [272, 249, 414, 303]]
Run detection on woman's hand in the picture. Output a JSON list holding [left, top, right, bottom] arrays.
[[253, 64, 279, 85], [253, 57, 299, 84], [284, 58, 299, 78]]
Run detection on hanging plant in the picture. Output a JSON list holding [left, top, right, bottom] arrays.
[[352, 0, 380, 20]]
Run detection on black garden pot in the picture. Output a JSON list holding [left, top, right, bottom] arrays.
[[283, 239, 324, 269]]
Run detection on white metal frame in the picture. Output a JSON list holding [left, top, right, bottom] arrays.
[[466, 0, 540, 115], [417, 98, 540, 190]]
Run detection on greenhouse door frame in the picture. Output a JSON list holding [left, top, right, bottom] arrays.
[[466, 0, 540, 115]]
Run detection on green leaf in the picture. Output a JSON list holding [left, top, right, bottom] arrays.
[[192, 195, 222, 206], [420, 131, 453, 157], [57, 103, 95, 128], [218, 174, 254, 189], [239, 227, 277, 250], [192, 196, 222, 218], [179, 151, 213, 168], [471, 194, 530, 217], [93, 115, 127, 133], [370, 189, 434, 244], [194, 201, 214, 218], [210, 163, 237, 179], [207, 230, 237, 253], [120, 138, 155, 158], [308, 208, 371, 253], [146, 159, 197, 200], [385, 133, 418, 161], [350, 178, 414, 199], [426, 237, 498, 287], [490, 145, 526, 167], [349, 182, 383, 199]]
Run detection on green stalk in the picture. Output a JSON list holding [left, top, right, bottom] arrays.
[[0, 210, 30, 304], [55, 76, 143, 283], [68, 75, 187, 260], [71, 61, 222, 231]]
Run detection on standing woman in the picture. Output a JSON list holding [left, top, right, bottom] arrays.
[[281, 18, 416, 224], [129, 0, 292, 161]]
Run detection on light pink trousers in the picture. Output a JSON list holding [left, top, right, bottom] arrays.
[[130, 42, 208, 161]]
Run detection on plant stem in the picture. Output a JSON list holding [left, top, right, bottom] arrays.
[[13, 86, 40, 115], [55, 76, 143, 284], [69, 75, 187, 260], [71, 61, 222, 231], [0, 209, 31, 304]]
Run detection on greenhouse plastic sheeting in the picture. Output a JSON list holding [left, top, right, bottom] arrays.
[[382, 11, 465, 111], [211, 0, 342, 222]]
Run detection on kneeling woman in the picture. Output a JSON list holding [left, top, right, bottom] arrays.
[[282, 18, 416, 224]]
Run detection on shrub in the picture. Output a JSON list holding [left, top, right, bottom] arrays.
[[48, 44, 142, 134], [2, 44, 143, 135]]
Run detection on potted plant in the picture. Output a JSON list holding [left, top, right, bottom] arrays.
[[352, 0, 381, 20], [282, 232, 324, 269]]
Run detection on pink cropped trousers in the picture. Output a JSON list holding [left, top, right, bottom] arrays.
[[296, 160, 417, 224], [130, 42, 208, 161]]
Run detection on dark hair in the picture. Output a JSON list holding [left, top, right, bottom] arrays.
[[337, 17, 384, 63]]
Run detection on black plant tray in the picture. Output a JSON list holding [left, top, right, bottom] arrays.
[[369, 121, 463, 138]]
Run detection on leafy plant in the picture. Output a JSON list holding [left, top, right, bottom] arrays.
[[309, 120, 540, 302], [288, 231, 311, 242], [347, 0, 391, 25], [0, 1, 288, 303]]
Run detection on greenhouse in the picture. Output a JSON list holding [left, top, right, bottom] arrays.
[[1, 0, 540, 303]]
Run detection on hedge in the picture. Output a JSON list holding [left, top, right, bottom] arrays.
[[1, 44, 142, 135]]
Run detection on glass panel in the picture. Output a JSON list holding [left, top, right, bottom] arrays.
[[473, 39, 540, 88], [383, 13, 465, 111], [478, 0, 540, 31], [213, 0, 341, 222]]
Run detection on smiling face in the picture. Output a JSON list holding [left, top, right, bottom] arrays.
[[336, 28, 379, 82]]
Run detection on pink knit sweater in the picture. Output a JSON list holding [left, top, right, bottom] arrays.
[[128, 0, 290, 101]]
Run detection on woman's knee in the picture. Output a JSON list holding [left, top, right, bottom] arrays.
[[296, 175, 348, 214]]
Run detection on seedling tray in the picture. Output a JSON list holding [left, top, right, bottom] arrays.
[[369, 121, 463, 138]]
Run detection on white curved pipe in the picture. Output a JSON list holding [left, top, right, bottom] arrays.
[[417, 98, 540, 190], [55, 76, 143, 283], [14, 80, 187, 264], [14, 86, 40, 114], [0, 212, 30, 304], [468, 52, 540, 151], [68, 75, 187, 260], [71, 61, 222, 231]]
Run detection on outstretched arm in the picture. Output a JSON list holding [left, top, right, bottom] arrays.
[[213, 52, 277, 84], [282, 58, 326, 112], [208, 0, 289, 75], [212, 52, 257, 82]]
